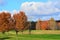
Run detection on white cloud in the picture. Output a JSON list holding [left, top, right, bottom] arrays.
[[20, 1, 60, 15], [12, 10, 18, 14], [20, 0, 60, 21], [0, 10, 9, 13]]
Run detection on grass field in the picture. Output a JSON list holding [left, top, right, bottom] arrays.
[[0, 30, 60, 40]]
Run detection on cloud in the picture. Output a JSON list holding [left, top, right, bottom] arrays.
[[20, 1, 60, 15], [20, 0, 60, 21]]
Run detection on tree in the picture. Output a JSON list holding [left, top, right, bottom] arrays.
[[48, 18, 57, 30], [0, 11, 11, 34], [36, 19, 49, 30], [40, 21, 49, 30], [13, 11, 27, 34], [8, 18, 15, 31], [57, 22, 60, 30], [36, 19, 41, 30]]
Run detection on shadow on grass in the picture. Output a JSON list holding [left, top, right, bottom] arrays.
[[0, 37, 11, 40]]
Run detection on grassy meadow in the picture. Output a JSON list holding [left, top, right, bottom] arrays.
[[0, 30, 60, 40]]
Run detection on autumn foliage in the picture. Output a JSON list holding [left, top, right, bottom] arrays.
[[36, 18, 57, 30], [36, 20, 41, 30], [48, 18, 57, 30], [0, 11, 60, 34], [0, 11, 30, 34], [40, 21, 49, 30], [36, 20, 49, 30], [0, 12, 11, 33], [13, 11, 28, 32]]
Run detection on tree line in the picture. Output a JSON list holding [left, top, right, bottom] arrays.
[[36, 18, 58, 30], [0, 11, 31, 34], [0, 11, 60, 35]]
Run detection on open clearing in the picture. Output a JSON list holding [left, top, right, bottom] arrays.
[[0, 30, 60, 40]]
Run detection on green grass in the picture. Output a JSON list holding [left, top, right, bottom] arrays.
[[0, 30, 60, 40]]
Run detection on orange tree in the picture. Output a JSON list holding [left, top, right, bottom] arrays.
[[13, 11, 28, 34], [0, 12, 11, 34]]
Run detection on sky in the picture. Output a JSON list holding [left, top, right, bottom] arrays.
[[0, 0, 60, 21]]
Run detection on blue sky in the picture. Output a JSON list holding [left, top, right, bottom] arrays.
[[0, 0, 48, 11], [0, 0, 60, 21]]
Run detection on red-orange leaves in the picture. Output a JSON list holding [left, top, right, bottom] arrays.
[[0, 12, 11, 32], [13, 11, 27, 31]]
